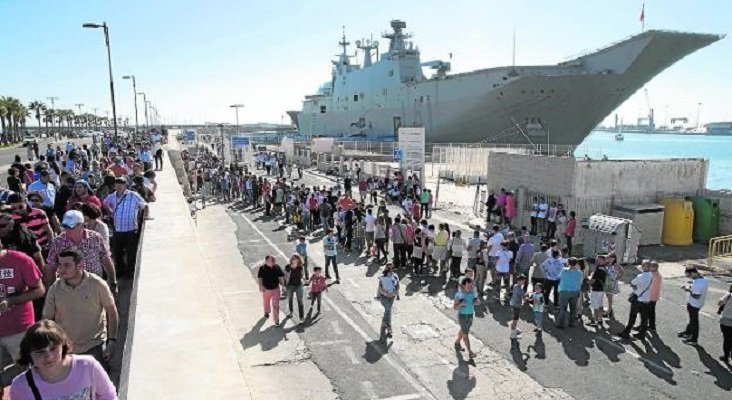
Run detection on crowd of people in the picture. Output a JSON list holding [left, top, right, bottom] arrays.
[[186, 148, 732, 366], [0, 129, 165, 400]]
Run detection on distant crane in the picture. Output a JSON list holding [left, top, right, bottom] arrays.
[[637, 88, 655, 132]]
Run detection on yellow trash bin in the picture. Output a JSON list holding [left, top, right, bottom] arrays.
[[661, 199, 694, 246]]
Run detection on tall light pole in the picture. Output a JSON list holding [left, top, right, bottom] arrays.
[[47, 96, 59, 139], [83, 21, 119, 142], [122, 75, 139, 135], [137, 92, 149, 129], [145, 100, 152, 127], [217, 123, 225, 163], [230, 104, 244, 131]]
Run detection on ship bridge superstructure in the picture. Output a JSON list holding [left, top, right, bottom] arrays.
[[291, 20, 722, 145]]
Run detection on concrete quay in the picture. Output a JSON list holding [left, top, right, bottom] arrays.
[[119, 152, 336, 399]]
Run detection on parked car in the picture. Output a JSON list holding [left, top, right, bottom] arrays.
[[23, 134, 37, 147]]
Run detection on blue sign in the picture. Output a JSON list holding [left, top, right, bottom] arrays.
[[184, 130, 196, 141], [231, 137, 251, 148], [393, 149, 402, 162]]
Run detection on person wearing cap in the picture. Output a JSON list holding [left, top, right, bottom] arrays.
[[65, 180, 102, 211], [46, 210, 116, 290], [103, 177, 148, 279]]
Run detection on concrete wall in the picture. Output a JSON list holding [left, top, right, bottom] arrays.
[[573, 159, 708, 198], [487, 152, 576, 196]]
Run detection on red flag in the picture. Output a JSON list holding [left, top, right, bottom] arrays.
[[640, 3, 645, 23]]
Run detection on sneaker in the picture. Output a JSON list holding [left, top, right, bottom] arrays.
[[617, 332, 631, 339], [454, 342, 464, 352], [677, 331, 690, 338], [632, 332, 647, 341], [719, 355, 730, 363], [682, 338, 698, 345], [264, 313, 269, 319]]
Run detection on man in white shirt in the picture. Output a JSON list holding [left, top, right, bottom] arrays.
[[618, 261, 653, 340], [486, 225, 504, 288], [364, 208, 376, 253], [678, 266, 709, 345]]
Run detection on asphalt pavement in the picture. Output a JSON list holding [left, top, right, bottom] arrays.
[[252, 168, 732, 399]]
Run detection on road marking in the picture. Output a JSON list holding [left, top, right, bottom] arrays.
[[310, 339, 349, 346], [595, 336, 674, 375], [376, 394, 422, 400], [330, 320, 344, 335], [360, 381, 378, 400], [343, 346, 361, 364], [240, 213, 437, 400], [347, 278, 361, 288]]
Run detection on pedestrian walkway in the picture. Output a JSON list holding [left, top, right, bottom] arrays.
[[120, 151, 335, 399]]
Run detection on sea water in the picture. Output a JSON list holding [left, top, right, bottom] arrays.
[[575, 131, 731, 190]]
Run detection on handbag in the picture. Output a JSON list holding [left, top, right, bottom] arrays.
[[628, 276, 653, 304]]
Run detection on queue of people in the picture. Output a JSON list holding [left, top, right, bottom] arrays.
[[1, 129, 165, 400]]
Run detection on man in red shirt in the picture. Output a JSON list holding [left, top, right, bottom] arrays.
[[0, 246, 45, 394]]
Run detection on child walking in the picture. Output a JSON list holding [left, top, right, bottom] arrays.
[[308, 266, 327, 315], [530, 282, 545, 333], [510, 274, 528, 339]]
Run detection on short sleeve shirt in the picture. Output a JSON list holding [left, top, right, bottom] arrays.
[[42, 273, 116, 353], [454, 289, 476, 315], [47, 230, 111, 277], [258, 264, 284, 290], [0, 250, 42, 337], [688, 276, 709, 309]]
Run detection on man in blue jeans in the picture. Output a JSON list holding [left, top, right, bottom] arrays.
[[378, 263, 400, 339], [323, 229, 340, 283], [556, 257, 583, 329]]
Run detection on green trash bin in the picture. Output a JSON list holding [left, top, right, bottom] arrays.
[[689, 196, 720, 243]]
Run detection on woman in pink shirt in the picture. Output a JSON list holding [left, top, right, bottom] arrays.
[[11, 320, 117, 400], [648, 261, 663, 332], [504, 192, 516, 225]]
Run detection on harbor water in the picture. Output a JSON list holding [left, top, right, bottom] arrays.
[[576, 131, 731, 190]]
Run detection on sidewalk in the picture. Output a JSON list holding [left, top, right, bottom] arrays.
[[120, 150, 335, 399]]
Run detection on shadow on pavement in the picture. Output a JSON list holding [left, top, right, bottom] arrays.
[[447, 352, 476, 400]]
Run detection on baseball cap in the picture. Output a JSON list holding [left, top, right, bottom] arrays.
[[62, 210, 84, 229]]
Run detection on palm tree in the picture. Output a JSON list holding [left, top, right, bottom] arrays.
[[0, 97, 9, 142], [28, 100, 47, 136], [11, 101, 29, 141]]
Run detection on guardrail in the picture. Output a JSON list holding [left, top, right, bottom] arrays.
[[707, 234, 732, 270]]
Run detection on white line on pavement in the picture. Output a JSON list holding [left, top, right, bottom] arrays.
[[594, 336, 674, 375], [239, 213, 438, 400], [377, 394, 423, 400], [330, 320, 344, 335]]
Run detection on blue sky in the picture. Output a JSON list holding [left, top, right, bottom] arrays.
[[0, 0, 729, 126]]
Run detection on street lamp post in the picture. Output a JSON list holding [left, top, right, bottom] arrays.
[[122, 75, 139, 135], [83, 21, 119, 142], [230, 104, 244, 131], [145, 100, 152, 127], [217, 123, 225, 163], [137, 92, 149, 129]]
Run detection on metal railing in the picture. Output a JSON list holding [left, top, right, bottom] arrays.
[[707, 234, 732, 270]]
